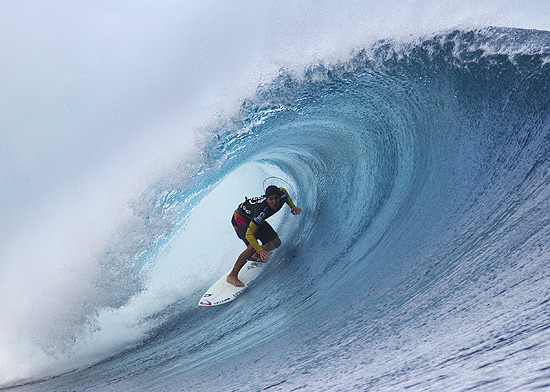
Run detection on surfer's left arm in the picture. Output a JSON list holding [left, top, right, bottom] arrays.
[[280, 187, 302, 215]]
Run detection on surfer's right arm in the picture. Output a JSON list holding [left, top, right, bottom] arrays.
[[245, 222, 271, 260], [245, 221, 263, 252]]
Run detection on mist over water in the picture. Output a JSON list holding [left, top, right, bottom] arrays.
[[1, 2, 550, 390]]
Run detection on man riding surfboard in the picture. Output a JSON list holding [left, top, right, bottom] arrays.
[[227, 185, 302, 287]]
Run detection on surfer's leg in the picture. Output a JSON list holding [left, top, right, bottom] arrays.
[[255, 223, 280, 252], [262, 236, 281, 252], [227, 245, 256, 287]]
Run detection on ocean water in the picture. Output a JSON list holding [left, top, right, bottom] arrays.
[[1, 4, 550, 392]]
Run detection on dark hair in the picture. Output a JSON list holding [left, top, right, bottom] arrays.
[[265, 185, 282, 197]]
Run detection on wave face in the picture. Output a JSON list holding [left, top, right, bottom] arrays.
[[4, 28, 550, 391]]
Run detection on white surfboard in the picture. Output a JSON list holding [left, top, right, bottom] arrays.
[[198, 259, 266, 306]]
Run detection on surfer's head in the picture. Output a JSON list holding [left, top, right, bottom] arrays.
[[265, 186, 282, 209], [265, 185, 282, 198]]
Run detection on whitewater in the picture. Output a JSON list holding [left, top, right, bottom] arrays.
[[1, 2, 549, 391]]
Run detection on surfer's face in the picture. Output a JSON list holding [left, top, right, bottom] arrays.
[[267, 194, 281, 209]]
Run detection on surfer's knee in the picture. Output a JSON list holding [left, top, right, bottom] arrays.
[[272, 236, 281, 249], [261, 236, 281, 252]]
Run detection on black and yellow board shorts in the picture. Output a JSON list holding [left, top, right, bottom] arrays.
[[231, 211, 277, 246]]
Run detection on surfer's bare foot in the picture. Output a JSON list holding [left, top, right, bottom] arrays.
[[227, 275, 244, 287]]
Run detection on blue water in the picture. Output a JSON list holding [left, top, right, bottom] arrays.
[[3, 27, 550, 391]]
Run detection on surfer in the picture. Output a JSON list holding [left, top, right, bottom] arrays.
[[227, 185, 302, 287]]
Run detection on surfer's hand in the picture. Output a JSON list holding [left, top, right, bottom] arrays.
[[291, 206, 302, 215], [259, 250, 271, 261]]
